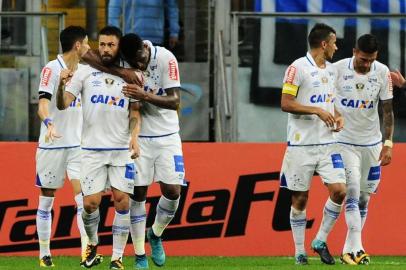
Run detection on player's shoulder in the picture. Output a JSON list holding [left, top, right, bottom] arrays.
[[333, 57, 350, 68], [155, 46, 177, 62], [42, 59, 61, 73], [372, 60, 389, 74]]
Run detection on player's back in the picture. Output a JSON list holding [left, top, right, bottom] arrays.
[[284, 52, 337, 146], [38, 56, 82, 149], [140, 42, 181, 137], [334, 57, 393, 145], [66, 64, 131, 150]]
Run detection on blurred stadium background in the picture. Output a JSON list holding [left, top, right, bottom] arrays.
[[1, 0, 406, 268]]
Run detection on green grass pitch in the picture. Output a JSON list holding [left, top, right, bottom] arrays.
[[0, 256, 406, 269]]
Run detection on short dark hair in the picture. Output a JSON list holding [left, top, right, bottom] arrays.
[[59, 26, 87, 53], [308, 23, 336, 49], [99, 25, 122, 39], [119, 33, 144, 61], [356, 34, 378, 54]]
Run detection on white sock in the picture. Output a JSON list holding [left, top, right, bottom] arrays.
[[290, 206, 306, 256], [130, 199, 147, 255], [152, 196, 179, 237], [112, 210, 130, 261], [74, 193, 88, 255], [315, 197, 342, 242], [343, 197, 362, 253], [36, 196, 54, 258], [82, 208, 100, 245], [359, 192, 370, 230]]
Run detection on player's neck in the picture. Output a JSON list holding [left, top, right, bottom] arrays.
[[310, 50, 326, 69], [62, 52, 79, 71]]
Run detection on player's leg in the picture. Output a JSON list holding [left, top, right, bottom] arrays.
[[337, 144, 361, 264], [66, 148, 88, 263], [130, 186, 149, 269], [80, 150, 107, 267], [35, 148, 66, 267], [312, 145, 346, 265], [148, 134, 185, 266], [280, 146, 315, 265], [108, 151, 136, 269]]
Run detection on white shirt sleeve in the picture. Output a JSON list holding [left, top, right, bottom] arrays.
[[38, 63, 58, 95], [161, 50, 181, 90], [379, 67, 393, 101], [283, 63, 302, 87], [65, 65, 86, 97]]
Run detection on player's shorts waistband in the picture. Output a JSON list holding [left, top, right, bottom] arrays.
[[38, 145, 80, 150], [287, 141, 336, 147], [81, 147, 129, 151], [139, 132, 178, 138], [337, 141, 382, 147]]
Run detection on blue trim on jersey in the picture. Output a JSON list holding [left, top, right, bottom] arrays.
[[287, 141, 336, 147], [81, 147, 129, 151], [305, 55, 314, 66], [153, 46, 158, 59], [56, 54, 67, 69], [36, 174, 42, 186], [139, 132, 177, 138], [338, 141, 381, 147], [348, 58, 353, 70], [38, 145, 80, 150]]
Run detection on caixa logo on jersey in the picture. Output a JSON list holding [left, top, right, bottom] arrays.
[[0, 172, 312, 253], [90, 95, 126, 108], [341, 98, 374, 109], [310, 93, 335, 104]]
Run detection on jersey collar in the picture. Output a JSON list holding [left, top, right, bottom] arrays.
[[56, 54, 68, 69]]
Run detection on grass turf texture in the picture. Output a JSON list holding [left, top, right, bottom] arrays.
[[0, 256, 405, 269]]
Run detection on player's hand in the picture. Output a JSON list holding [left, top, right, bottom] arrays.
[[390, 70, 406, 88], [316, 108, 336, 128], [129, 137, 140, 159], [60, 69, 73, 85], [379, 146, 392, 166], [332, 115, 344, 132], [122, 84, 147, 100], [121, 69, 144, 86], [45, 123, 62, 143]]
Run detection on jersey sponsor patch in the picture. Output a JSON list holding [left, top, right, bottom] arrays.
[[282, 83, 298, 96], [285, 65, 297, 84], [331, 154, 344, 169], [387, 73, 393, 95], [41, 67, 52, 87], [168, 59, 178, 80]]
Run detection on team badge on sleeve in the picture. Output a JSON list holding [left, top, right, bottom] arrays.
[[168, 59, 179, 80], [41, 67, 52, 87]]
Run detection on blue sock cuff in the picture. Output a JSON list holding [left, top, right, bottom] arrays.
[[116, 209, 129, 215]]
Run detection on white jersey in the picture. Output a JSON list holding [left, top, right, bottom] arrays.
[[38, 55, 82, 148], [140, 41, 181, 137], [282, 52, 337, 146], [66, 64, 131, 149], [334, 57, 393, 146]]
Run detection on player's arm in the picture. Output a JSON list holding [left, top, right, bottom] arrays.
[[56, 69, 76, 110], [122, 85, 180, 110], [379, 99, 394, 166], [81, 49, 143, 85], [129, 102, 142, 159], [281, 93, 336, 128], [390, 70, 406, 88]]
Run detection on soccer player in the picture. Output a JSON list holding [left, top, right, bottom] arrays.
[[35, 25, 89, 267], [335, 34, 394, 265], [279, 23, 346, 265], [56, 26, 141, 269], [82, 33, 185, 269]]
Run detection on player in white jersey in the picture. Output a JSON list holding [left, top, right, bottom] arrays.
[[56, 26, 141, 270], [279, 23, 346, 265], [35, 26, 90, 267], [335, 34, 394, 265], [81, 33, 185, 269]]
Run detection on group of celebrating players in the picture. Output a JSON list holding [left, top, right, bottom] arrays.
[[35, 25, 184, 269], [34, 21, 405, 269]]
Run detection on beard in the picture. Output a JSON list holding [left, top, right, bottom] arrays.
[[101, 54, 117, 65]]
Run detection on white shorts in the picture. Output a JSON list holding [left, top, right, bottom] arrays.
[[280, 144, 346, 191], [338, 143, 382, 194], [80, 150, 136, 196], [36, 147, 81, 189], [135, 133, 185, 186]]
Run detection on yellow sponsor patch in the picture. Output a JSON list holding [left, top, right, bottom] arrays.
[[282, 83, 298, 96]]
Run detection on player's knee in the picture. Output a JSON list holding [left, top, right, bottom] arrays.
[[83, 200, 98, 213], [161, 185, 181, 200], [331, 188, 346, 204], [114, 193, 130, 211], [359, 192, 370, 209], [292, 192, 308, 210], [131, 186, 148, 201]]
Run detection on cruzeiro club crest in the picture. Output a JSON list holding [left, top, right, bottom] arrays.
[[355, 83, 364, 90]]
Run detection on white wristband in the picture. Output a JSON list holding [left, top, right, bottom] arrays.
[[384, 140, 393, 148]]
